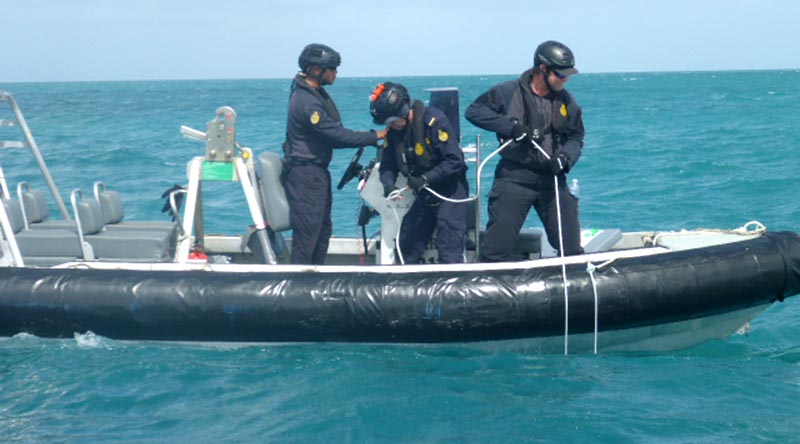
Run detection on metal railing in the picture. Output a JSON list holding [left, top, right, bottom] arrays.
[[0, 91, 70, 220]]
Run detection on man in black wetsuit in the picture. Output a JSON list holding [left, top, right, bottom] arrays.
[[283, 43, 387, 265], [466, 40, 585, 261], [371, 82, 469, 264]]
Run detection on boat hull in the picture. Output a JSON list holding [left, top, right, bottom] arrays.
[[1, 232, 799, 349]]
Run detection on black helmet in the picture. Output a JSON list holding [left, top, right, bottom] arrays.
[[369, 82, 410, 125], [298, 43, 341, 72], [534, 40, 578, 76]]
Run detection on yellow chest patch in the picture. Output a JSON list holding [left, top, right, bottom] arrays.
[[560, 104, 568, 117], [310, 111, 321, 125], [438, 129, 449, 142], [415, 143, 425, 156]]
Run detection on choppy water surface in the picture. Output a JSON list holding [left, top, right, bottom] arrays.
[[1, 71, 799, 443]]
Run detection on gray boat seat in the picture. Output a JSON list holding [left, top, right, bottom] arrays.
[[466, 229, 542, 257], [72, 189, 172, 262], [18, 182, 73, 230], [255, 151, 291, 232], [93, 182, 177, 232], [514, 227, 624, 257], [2, 197, 83, 264], [533, 227, 624, 257]]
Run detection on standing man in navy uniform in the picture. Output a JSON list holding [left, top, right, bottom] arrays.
[[466, 40, 585, 261], [283, 43, 387, 265], [370, 82, 469, 264]]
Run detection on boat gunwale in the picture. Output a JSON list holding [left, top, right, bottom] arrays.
[[48, 245, 673, 274]]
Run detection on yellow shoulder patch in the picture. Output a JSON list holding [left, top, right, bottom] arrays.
[[560, 103, 568, 117], [438, 129, 449, 142], [310, 110, 321, 125], [427, 117, 437, 127], [415, 143, 425, 156]]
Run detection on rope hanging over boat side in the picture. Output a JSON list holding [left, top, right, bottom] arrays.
[[585, 258, 616, 354], [526, 138, 571, 356], [587, 262, 599, 354]]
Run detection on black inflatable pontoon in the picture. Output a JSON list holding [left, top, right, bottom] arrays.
[[1, 232, 798, 351]]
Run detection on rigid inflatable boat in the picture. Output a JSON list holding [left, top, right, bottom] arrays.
[[1, 90, 798, 353]]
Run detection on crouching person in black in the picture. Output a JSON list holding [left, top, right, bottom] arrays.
[[370, 82, 469, 264]]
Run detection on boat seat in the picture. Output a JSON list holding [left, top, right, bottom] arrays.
[[466, 229, 542, 257], [1, 197, 83, 264], [18, 183, 74, 230], [255, 151, 291, 232], [72, 190, 172, 262], [93, 182, 178, 254]]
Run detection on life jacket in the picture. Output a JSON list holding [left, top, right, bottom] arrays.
[[520, 79, 572, 147], [501, 70, 575, 168], [388, 100, 436, 177]]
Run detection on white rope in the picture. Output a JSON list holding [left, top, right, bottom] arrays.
[[421, 186, 476, 203], [527, 139, 570, 355], [587, 262, 599, 355], [650, 220, 768, 247], [722, 221, 767, 235], [477, 138, 514, 183], [384, 139, 516, 262], [417, 138, 515, 204], [386, 188, 407, 265], [740, 221, 767, 234], [586, 258, 617, 355], [555, 175, 569, 355]]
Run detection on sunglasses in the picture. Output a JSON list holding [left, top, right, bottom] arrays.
[[552, 69, 567, 79]]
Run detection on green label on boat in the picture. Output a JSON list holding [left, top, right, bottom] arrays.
[[202, 161, 237, 181], [581, 228, 600, 239]]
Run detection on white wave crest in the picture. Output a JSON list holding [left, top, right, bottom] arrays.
[[73, 331, 112, 349]]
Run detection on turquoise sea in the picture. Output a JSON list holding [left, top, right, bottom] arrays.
[[1, 71, 800, 443]]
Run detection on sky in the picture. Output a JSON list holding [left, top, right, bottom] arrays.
[[2, 0, 799, 82]]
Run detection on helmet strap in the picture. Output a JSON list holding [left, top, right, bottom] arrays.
[[304, 65, 325, 87], [540, 66, 554, 96], [531, 65, 551, 97]]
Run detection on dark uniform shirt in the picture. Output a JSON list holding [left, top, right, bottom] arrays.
[[282, 73, 378, 265], [465, 68, 584, 185], [379, 105, 468, 199], [378, 104, 469, 264], [284, 73, 378, 166]]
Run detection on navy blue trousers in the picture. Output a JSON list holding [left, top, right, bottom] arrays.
[[285, 164, 332, 265], [480, 178, 582, 262], [398, 185, 467, 264]]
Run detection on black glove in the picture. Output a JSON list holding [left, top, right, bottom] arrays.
[[383, 184, 399, 198], [510, 121, 530, 142], [407, 175, 428, 192], [549, 153, 570, 174]]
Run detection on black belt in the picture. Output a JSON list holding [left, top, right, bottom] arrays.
[[287, 158, 325, 167]]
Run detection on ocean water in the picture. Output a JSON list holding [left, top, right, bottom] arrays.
[[1, 71, 800, 443]]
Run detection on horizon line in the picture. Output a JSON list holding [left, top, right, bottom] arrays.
[[3, 67, 798, 85]]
